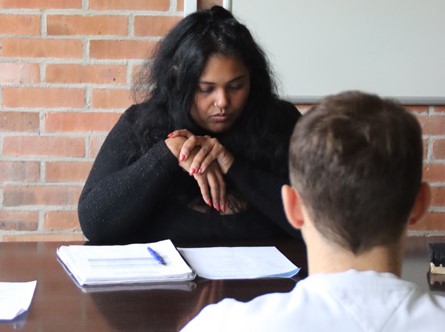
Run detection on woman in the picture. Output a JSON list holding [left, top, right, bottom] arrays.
[[78, 6, 301, 244]]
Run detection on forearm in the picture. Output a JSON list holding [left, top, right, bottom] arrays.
[[78, 141, 178, 243]]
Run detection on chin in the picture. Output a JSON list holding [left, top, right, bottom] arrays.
[[208, 125, 231, 134]]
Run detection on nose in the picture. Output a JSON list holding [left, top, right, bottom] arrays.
[[214, 89, 229, 109]]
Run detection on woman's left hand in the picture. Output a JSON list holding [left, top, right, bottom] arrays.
[[169, 129, 235, 175]]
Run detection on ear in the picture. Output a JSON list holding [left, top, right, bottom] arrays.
[[408, 182, 431, 225], [281, 184, 305, 229]]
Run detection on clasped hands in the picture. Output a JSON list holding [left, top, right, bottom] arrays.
[[165, 129, 234, 213]]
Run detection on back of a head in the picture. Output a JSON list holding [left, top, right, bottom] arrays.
[[289, 91, 423, 254]]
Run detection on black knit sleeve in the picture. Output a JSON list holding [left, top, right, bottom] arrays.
[[78, 108, 178, 244], [225, 158, 300, 238], [225, 101, 302, 238]]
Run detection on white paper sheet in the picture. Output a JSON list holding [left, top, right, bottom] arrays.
[[177, 246, 300, 280], [0, 281, 37, 320]]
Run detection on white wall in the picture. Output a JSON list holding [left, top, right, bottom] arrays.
[[232, 0, 445, 104]]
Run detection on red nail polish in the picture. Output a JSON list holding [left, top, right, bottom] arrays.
[[198, 168, 203, 174], [167, 132, 174, 138], [189, 168, 195, 176], [215, 204, 220, 211], [180, 153, 186, 161]]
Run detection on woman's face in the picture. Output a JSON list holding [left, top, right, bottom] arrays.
[[191, 55, 250, 133]]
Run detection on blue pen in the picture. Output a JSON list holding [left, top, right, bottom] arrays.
[[147, 247, 166, 265]]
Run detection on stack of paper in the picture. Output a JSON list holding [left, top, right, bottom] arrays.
[[57, 239, 195, 286], [178, 246, 300, 280]]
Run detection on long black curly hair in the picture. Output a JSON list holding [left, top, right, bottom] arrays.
[[131, 6, 292, 174]]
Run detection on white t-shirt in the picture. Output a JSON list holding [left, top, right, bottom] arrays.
[[181, 270, 445, 332]]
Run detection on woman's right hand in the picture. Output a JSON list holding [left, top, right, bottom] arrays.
[[165, 135, 226, 212]]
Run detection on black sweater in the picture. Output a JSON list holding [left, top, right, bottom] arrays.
[[78, 102, 302, 244]]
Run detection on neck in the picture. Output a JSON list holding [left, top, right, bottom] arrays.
[[306, 230, 406, 277]]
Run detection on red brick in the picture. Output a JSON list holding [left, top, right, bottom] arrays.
[[45, 111, 121, 132], [432, 139, 445, 160], [0, 161, 40, 182], [0, 0, 82, 9], [130, 63, 145, 84], [44, 210, 80, 230], [47, 15, 128, 36], [2, 38, 83, 59], [45, 64, 126, 84], [430, 187, 445, 207], [409, 211, 445, 231], [3, 233, 85, 242], [0, 211, 39, 231], [423, 163, 445, 183], [0, 14, 40, 35], [434, 106, 445, 112], [3, 136, 85, 157], [45, 161, 92, 182], [0, 112, 40, 132], [3, 185, 82, 206], [91, 88, 132, 109], [177, 0, 184, 11], [417, 114, 445, 136], [134, 16, 181, 36], [89, 0, 169, 11], [0, 63, 40, 84], [422, 139, 428, 159], [3, 87, 85, 108], [90, 40, 156, 60], [89, 136, 106, 158]]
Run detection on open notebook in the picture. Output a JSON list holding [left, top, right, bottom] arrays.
[[57, 239, 300, 288]]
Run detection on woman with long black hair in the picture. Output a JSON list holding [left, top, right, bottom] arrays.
[[78, 6, 302, 244]]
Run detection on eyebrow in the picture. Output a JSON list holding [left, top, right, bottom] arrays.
[[198, 75, 247, 85]]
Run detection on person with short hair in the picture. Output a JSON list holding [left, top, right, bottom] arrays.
[[180, 91, 445, 332]]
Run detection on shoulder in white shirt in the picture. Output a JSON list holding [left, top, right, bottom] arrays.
[[180, 270, 445, 332]]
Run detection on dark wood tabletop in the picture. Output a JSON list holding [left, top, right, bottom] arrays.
[[0, 236, 443, 332], [0, 238, 307, 332]]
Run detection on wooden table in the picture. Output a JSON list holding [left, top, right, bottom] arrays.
[[0, 236, 443, 331], [0, 239, 307, 331]]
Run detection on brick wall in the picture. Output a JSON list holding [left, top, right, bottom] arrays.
[[0, 0, 444, 241], [0, 0, 184, 241]]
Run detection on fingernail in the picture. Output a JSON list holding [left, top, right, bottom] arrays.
[[221, 205, 226, 213], [189, 168, 195, 176], [214, 204, 220, 211], [198, 168, 203, 174], [180, 153, 186, 162], [205, 199, 212, 207], [167, 132, 174, 138]]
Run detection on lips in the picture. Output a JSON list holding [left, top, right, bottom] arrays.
[[211, 113, 230, 122]]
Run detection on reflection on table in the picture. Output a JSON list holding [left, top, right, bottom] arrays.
[[0, 238, 306, 331], [1, 236, 443, 331]]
